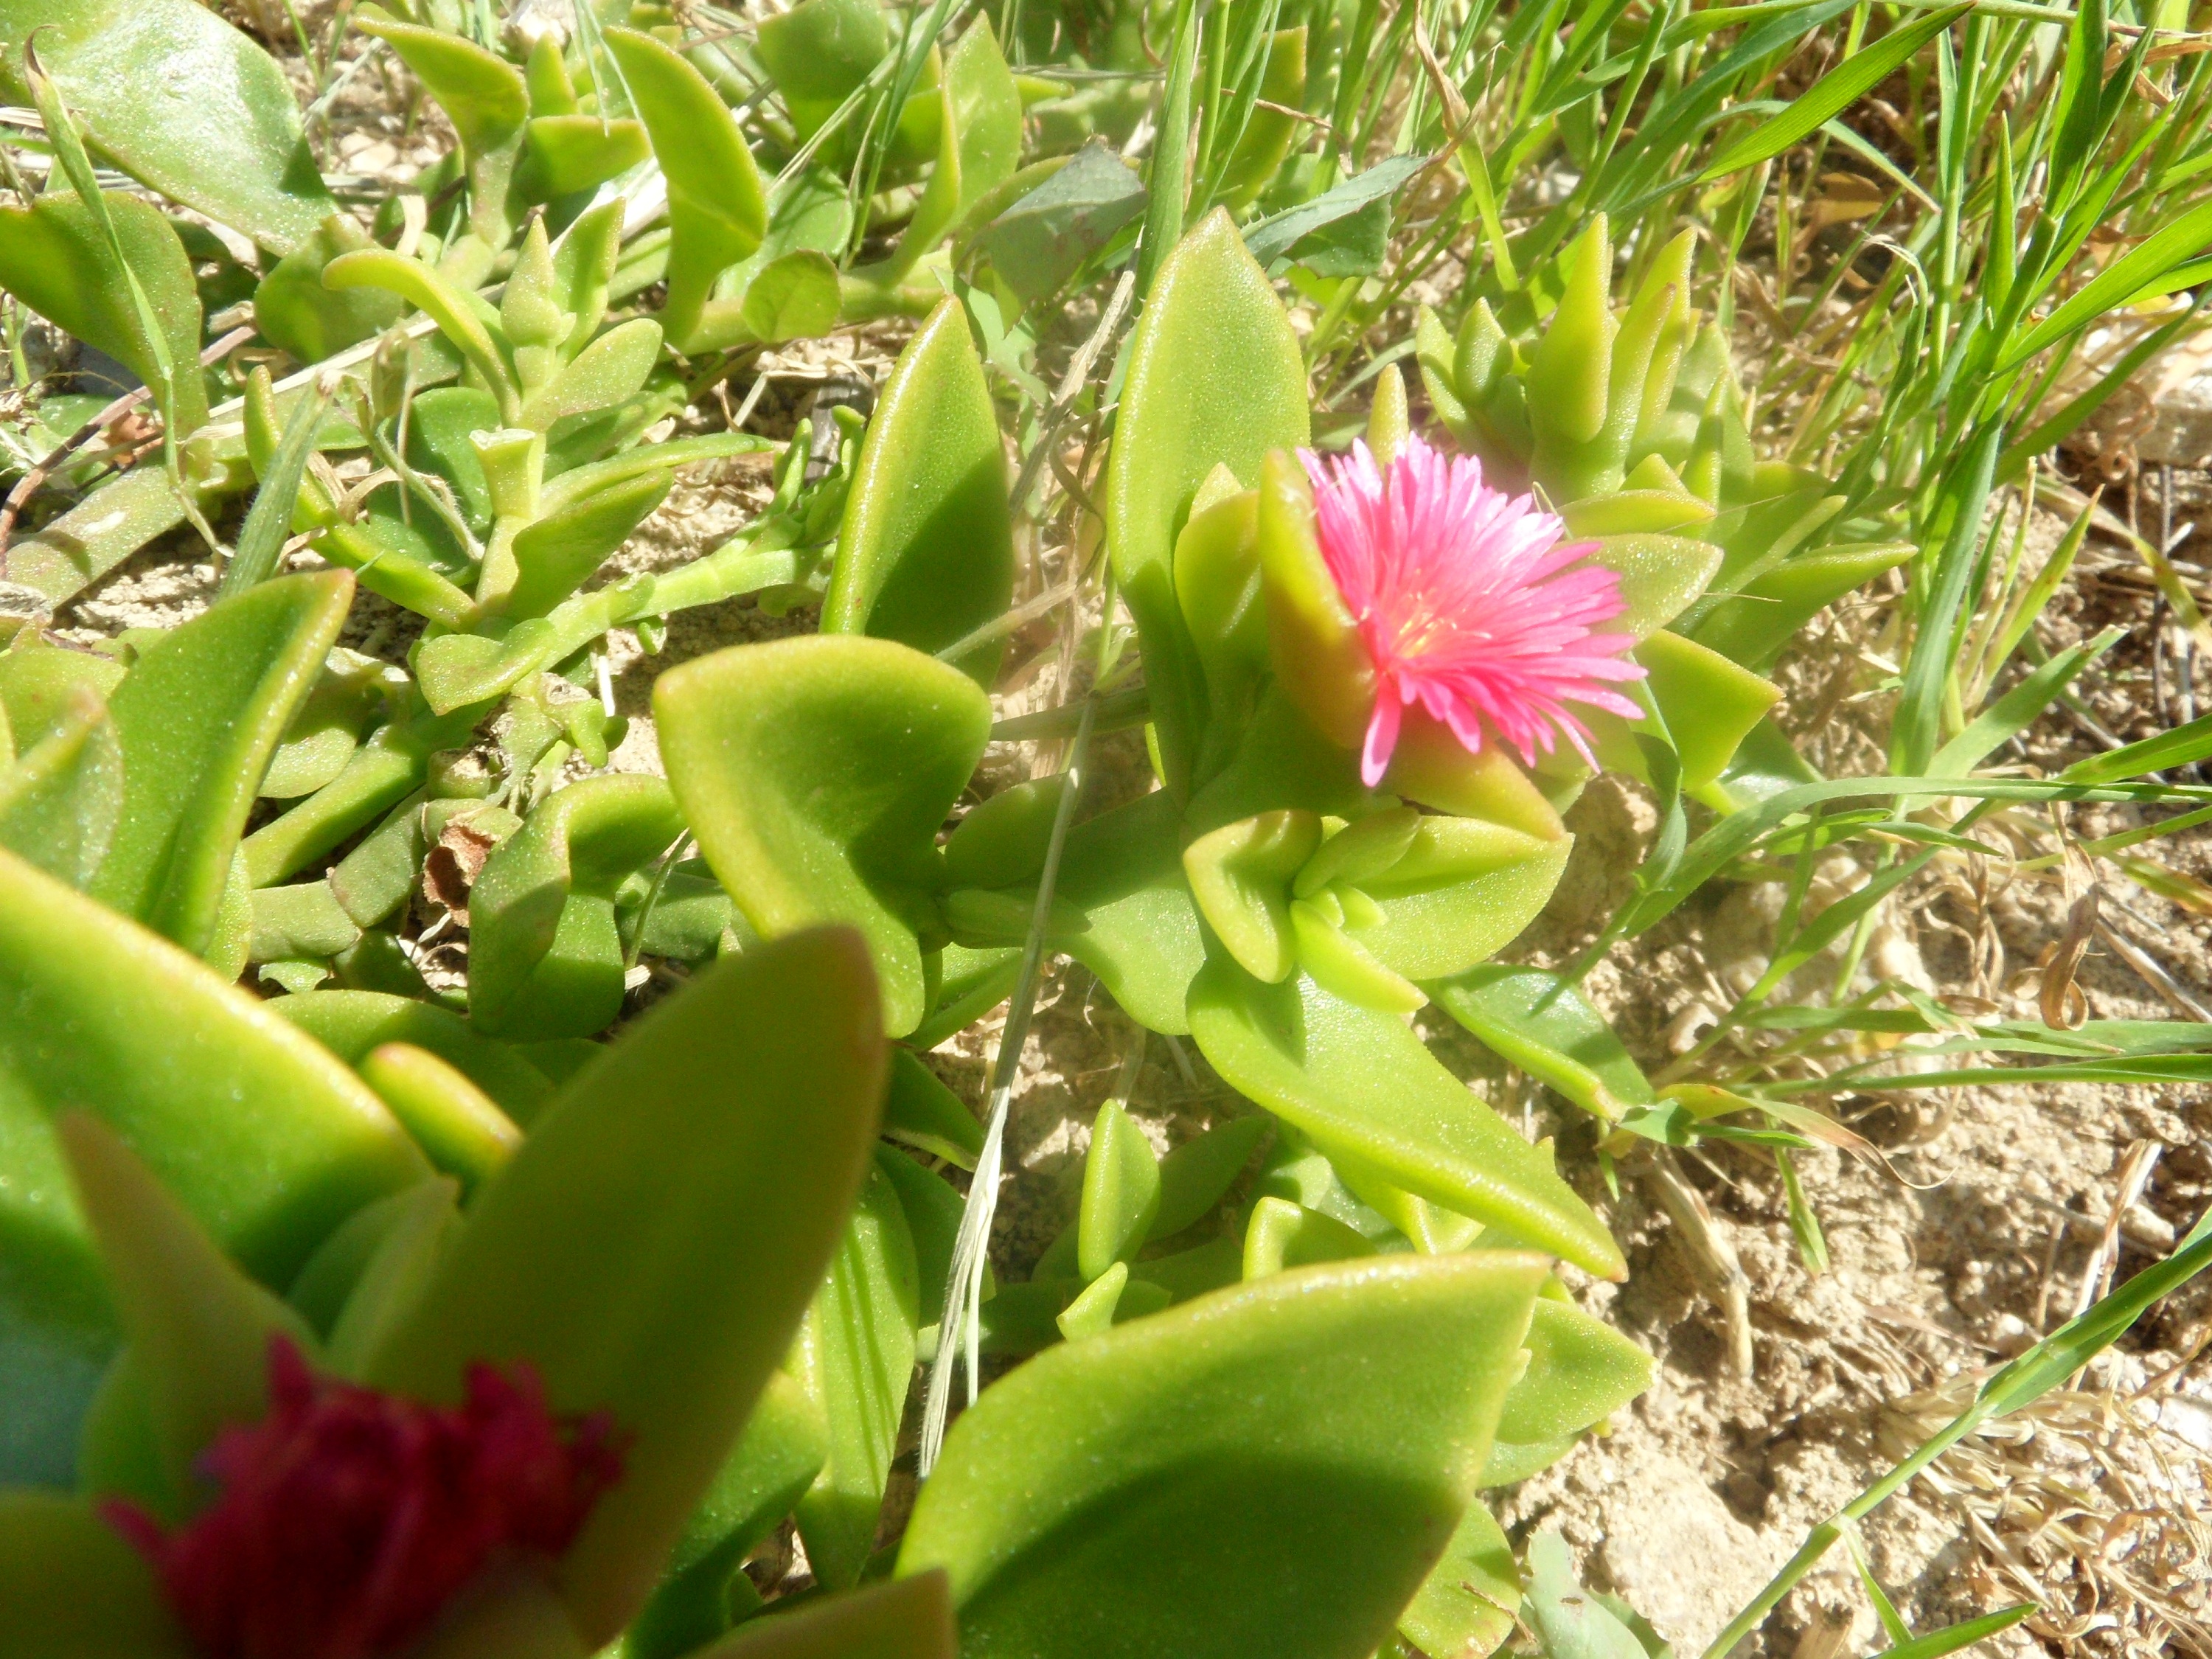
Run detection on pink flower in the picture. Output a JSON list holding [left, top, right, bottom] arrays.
[[105, 1337, 625, 1659], [1302, 434, 1646, 785]]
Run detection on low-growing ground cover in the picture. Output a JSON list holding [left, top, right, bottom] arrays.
[[3, 1, 2212, 1655]]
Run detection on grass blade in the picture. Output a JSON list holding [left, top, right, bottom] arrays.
[[1697, 4, 1972, 182]]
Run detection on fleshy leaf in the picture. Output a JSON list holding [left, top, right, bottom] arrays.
[[823, 300, 1014, 682], [0, 1490, 192, 1658], [1186, 958, 1626, 1279], [657, 636, 992, 1038], [467, 776, 687, 1041], [365, 928, 888, 1646], [899, 1256, 1545, 1659], [93, 573, 355, 959], [793, 1164, 918, 1590], [0, 844, 426, 1484], [1105, 210, 1310, 799], [0, 0, 333, 252]]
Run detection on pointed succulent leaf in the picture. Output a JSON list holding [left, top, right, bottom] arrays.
[[325, 248, 521, 422], [1242, 1196, 1377, 1278], [1380, 717, 1563, 841], [1150, 1116, 1268, 1240], [467, 775, 687, 1041], [754, 0, 892, 147], [1484, 1298, 1652, 1486], [607, 27, 768, 349], [883, 1050, 986, 1168], [0, 0, 333, 253], [0, 844, 427, 1484], [1687, 542, 1914, 672], [254, 214, 408, 361], [627, 1371, 828, 1659], [943, 775, 1068, 891], [354, 5, 527, 245], [1187, 957, 1626, 1278], [1427, 966, 1655, 1121], [57, 1115, 313, 1512], [884, 18, 1022, 276], [657, 636, 992, 1038], [1078, 1100, 1162, 1281], [899, 1255, 1545, 1659], [1525, 1530, 1650, 1659], [505, 470, 673, 619], [0, 684, 123, 889], [824, 300, 1014, 682], [272, 990, 559, 1123], [1182, 810, 1322, 984], [1634, 630, 1783, 793], [523, 114, 652, 198], [1396, 1498, 1519, 1659], [0, 1490, 192, 1658], [1257, 450, 1373, 752], [1354, 815, 1574, 982], [0, 192, 209, 435], [356, 1043, 521, 1195], [1215, 27, 1307, 209], [1526, 218, 1616, 481], [367, 928, 889, 1646], [1054, 789, 1209, 1036], [793, 1164, 919, 1590], [88, 574, 354, 957], [1107, 211, 1311, 799], [691, 1571, 956, 1659]]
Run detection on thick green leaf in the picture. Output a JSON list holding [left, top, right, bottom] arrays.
[[625, 1371, 828, 1659], [754, 0, 891, 145], [690, 1572, 956, 1659], [1077, 1099, 1161, 1280], [0, 192, 208, 435], [91, 573, 354, 959], [254, 214, 408, 361], [608, 27, 768, 349], [883, 1049, 985, 1167], [0, 1491, 191, 1658], [56, 1115, 308, 1512], [824, 299, 1014, 682], [1150, 1116, 1268, 1239], [900, 1254, 1545, 1659], [657, 636, 992, 1037], [271, 990, 557, 1122], [1188, 959, 1626, 1279], [0, 0, 333, 252], [366, 928, 888, 1646], [1428, 966, 1655, 1120], [1396, 1497, 1519, 1659], [886, 19, 1023, 276], [0, 681, 122, 889], [1357, 816, 1574, 981], [1525, 1531, 1647, 1659], [0, 844, 426, 1484], [1106, 209, 1310, 799], [355, 1043, 521, 1197], [468, 775, 687, 1040], [793, 1164, 919, 1590], [1055, 789, 1208, 1036], [355, 5, 528, 246], [1484, 1298, 1652, 1484]]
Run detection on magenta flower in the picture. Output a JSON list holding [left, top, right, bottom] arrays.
[[104, 1336, 625, 1659], [1302, 434, 1646, 785]]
